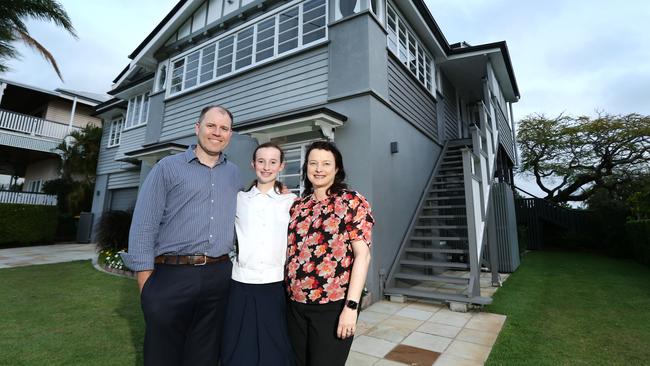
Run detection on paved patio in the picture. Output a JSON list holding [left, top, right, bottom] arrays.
[[0, 243, 507, 365], [0, 243, 96, 268]]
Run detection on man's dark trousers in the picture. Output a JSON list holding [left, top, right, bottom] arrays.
[[140, 260, 232, 366]]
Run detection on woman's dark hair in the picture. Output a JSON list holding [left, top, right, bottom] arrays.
[[246, 142, 285, 194], [301, 140, 347, 197]]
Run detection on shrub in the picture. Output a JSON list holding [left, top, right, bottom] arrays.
[[0, 204, 57, 247], [626, 220, 650, 266], [96, 210, 132, 251]]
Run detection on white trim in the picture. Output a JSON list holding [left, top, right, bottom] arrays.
[[239, 112, 344, 143], [124, 145, 187, 165]]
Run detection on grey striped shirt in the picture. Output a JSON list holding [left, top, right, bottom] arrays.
[[121, 146, 241, 271]]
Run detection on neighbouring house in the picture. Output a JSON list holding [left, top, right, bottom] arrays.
[[0, 78, 108, 205], [91, 0, 521, 306]]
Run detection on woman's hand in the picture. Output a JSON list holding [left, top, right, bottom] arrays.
[[337, 306, 358, 339]]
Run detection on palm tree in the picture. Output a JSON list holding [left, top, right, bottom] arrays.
[[0, 0, 77, 81]]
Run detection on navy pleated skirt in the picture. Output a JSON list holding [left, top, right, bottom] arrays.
[[221, 280, 294, 366]]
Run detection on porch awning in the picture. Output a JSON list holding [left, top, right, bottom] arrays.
[[236, 107, 347, 142], [121, 141, 187, 164]]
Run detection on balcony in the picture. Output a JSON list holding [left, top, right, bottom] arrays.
[[0, 108, 80, 142], [0, 190, 57, 206]]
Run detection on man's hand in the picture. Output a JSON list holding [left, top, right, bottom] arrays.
[[336, 306, 358, 339], [137, 270, 153, 293]]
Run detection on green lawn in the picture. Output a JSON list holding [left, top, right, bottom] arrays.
[[486, 251, 650, 366], [0, 261, 144, 366]]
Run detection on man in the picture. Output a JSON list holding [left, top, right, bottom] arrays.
[[121, 105, 240, 366]]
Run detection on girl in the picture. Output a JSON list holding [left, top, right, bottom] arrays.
[[222, 142, 296, 366], [285, 141, 374, 366]]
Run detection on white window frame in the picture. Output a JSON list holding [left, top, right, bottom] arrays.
[[124, 92, 150, 130], [278, 139, 324, 195], [386, 2, 435, 94], [108, 116, 124, 148], [166, 0, 328, 98]]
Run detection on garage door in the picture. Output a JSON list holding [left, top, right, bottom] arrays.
[[109, 188, 138, 211]]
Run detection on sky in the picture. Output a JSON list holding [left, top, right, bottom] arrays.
[[2, 0, 649, 192]]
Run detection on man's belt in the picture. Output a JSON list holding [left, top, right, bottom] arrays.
[[154, 254, 229, 266]]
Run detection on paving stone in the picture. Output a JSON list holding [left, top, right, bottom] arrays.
[[374, 359, 409, 366], [367, 316, 424, 343], [367, 301, 407, 315], [384, 344, 441, 366], [429, 308, 472, 328], [345, 351, 379, 366], [456, 328, 499, 346], [464, 312, 506, 333], [395, 307, 435, 321], [445, 340, 492, 363], [433, 353, 484, 366], [401, 331, 452, 353], [350, 335, 397, 358], [358, 310, 392, 328], [416, 321, 462, 338]]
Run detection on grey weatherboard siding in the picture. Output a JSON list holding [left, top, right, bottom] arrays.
[[493, 98, 516, 162], [387, 55, 438, 141], [0, 132, 59, 154], [107, 170, 141, 190], [441, 74, 458, 141], [160, 46, 329, 139], [96, 125, 121, 175]]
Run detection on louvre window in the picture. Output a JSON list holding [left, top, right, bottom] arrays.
[[386, 2, 435, 93], [108, 117, 124, 147], [124, 92, 150, 129], [168, 0, 327, 96]]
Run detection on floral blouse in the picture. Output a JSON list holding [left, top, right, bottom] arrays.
[[286, 190, 374, 304]]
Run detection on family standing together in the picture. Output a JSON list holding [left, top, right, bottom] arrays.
[[122, 105, 374, 366]]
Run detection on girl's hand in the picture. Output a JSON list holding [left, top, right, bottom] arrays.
[[336, 306, 358, 339]]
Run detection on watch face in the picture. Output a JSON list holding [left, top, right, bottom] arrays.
[[346, 300, 358, 310]]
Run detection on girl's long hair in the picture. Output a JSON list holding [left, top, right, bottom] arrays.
[[246, 142, 285, 194], [301, 140, 347, 197]]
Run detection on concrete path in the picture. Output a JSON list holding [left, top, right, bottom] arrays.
[[0, 243, 96, 269], [0, 243, 507, 365]]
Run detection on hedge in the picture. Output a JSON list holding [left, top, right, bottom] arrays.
[[626, 220, 650, 266], [0, 204, 58, 247]]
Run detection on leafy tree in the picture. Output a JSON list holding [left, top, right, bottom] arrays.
[[43, 124, 102, 215], [518, 113, 650, 203], [0, 0, 77, 80]]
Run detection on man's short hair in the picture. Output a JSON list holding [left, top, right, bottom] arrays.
[[197, 105, 233, 125]]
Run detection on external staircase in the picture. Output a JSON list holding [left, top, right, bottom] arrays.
[[385, 100, 502, 305]]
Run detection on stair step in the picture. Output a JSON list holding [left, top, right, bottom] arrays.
[[423, 205, 466, 209], [419, 215, 466, 219], [414, 225, 466, 229], [394, 272, 470, 285], [426, 197, 464, 201], [411, 236, 468, 241], [399, 259, 470, 269], [384, 287, 492, 305], [429, 188, 465, 193], [404, 247, 469, 254], [431, 182, 464, 187]]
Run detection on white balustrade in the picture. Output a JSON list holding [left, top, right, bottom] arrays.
[[0, 108, 80, 141], [0, 190, 57, 206]]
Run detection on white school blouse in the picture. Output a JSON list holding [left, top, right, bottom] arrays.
[[231, 186, 297, 284]]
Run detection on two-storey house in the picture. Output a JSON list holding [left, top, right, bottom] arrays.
[[0, 78, 107, 205], [92, 0, 521, 306]]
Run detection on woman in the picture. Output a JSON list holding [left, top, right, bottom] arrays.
[[222, 142, 297, 366], [285, 141, 374, 366]]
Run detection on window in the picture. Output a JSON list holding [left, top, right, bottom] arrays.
[[386, 2, 435, 93], [108, 117, 124, 147], [125, 92, 150, 129], [168, 0, 327, 96]]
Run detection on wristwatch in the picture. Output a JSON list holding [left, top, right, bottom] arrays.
[[345, 300, 359, 310]]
